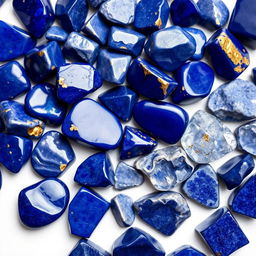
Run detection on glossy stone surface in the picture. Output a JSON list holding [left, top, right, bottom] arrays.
[[196, 207, 249, 256], [68, 187, 109, 238], [206, 29, 249, 80], [88, 0, 105, 8], [134, 192, 191, 236], [133, 100, 189, 144], [127, 58, 178, 100], [168, 245, 206, 256], [62, 99, 123, 150], [172, 61, 214, 105], [13, 0, 55, 38], [57, 63, 102, 104], [18, 178, 69, 228], [181, 110, 237, 164], [45, 26, 68, 42]]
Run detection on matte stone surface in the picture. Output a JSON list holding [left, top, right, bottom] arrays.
[[45, 26, 68, 42], [168, 245, 206, 256]]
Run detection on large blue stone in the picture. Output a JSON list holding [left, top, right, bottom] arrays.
[[45, 26, 68, 42], [168, 245, 206, 256]]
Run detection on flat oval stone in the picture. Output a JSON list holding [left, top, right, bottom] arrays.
[[45, 26, 68, 42], [168, 245, 206, 256], [62, 99, 123, 150], [18, 178, 69, 228]]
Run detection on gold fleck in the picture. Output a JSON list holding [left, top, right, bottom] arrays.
[[51, 66, 56, 70], [158, 78, 169, 95], [70, 124, 78, 131], [216, 17, 220, 25], [58, 77, 68, 88], [27, 126, 43, 137], [155, 17, 162, 28], [181, 86, 185, 91], [4, 109, 11, 113], [38, 51, 44, 57], [140, 63, 152, 76], [120, 46, 127, 49], [60, 164, 67, 171], [202, 134, 210, 142]]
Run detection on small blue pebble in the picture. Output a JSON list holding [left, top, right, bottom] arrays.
[[88, 0, 106, 8], [45, 26, 68, 42], [167, 245, 206, 256]]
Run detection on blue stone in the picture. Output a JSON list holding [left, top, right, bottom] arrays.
[[57, 63, 103, 104], [97, 49, 131, 84], [196, 207, 249, 256], [98, 86, 138, 122], [127, 58, 178, 100], [0, 61, 31, 101], [134, 191, 191, 236], [182, 164, 219, 209], [172, 61, 214, 105], [68, 187, 109, 238], [0, 133, 33, 173], [0, 170, 2, 189], [18, 178, 69, 228], [145, 26, 196, 72], [113, 227, 165, 256], [168, 245, 206, 256], [133, 100, 189, 144], [45, 26, 68, 42], [74, 152, 114, 187], [0, 119, 4, 132], [0, 21, 36, 61], [24, 41, 65, 83], [13, 0, 55, 38], [62, 99, 123, 150], [31, 131, 75, 178], [0, 0, 5, 6], [88, 0, 106, 8], [206, 29, 250, 80], [253, 68, 256, 84]]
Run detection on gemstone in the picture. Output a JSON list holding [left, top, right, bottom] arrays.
[[167, 245, 206, 256], [74, 152, 114, 187], [172, 61, 214, 105], [182, 164, 219, 209], [145, 26, 196, 72], [45, 26, 68, 42], [18, 178, 69, 228], [62, 99, 123, 150], [127, 58, 178, 100], [113, 227, 165, 256], [57, 63, 102, 104], [68, 187, 109, 238], [88, 0, 106, 8], [0, 133, 33, 173], [181, 110, 237, 164], [134, 191, 191, 236], [31, 131, 75, 178], [133, 100, 189, 144], [196, 207, 249, 256]]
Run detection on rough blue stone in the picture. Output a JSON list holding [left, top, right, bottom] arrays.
[[18, 178, 69, 228], [134, 191, 191, 236], [62, 99, 123, 150], [88, 0, 106, 8], [74, 152, 114, 187], [68, 187, 109, 238], [45, 26, 68, 42], [127, 58, 178, 100], [196, 207, 249, 256], [168, 245, 206, 256], [57, 63, 102, 104]]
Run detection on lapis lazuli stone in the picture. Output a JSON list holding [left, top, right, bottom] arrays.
[[45, 26, 68, 42], [0, 21, 36, 62], [18, 178, 69, 228], [74, 152, 114, 187], [182, 164, 219, 209], [133, 100, 189, 144], [0, 133, 33, 173], [172, 61, 214, 105], [168, 245, 206, 256], [196, 207, 249, 256], [88, 0, 106, 8], [134, 191, 191, 236], [113, 227, 165, 256], [62, 99, 123, 150], [206, 29, 250, 80], [127, 58, 178, 100], [57, 63, 102, 104], [253, 68, 256, 84], [68, 187, 109, 238]]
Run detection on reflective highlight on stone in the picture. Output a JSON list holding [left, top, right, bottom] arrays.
[[167, 245, 206, 256], [45, 26, 68, 42]]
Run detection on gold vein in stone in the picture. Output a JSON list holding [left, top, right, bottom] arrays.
[[202, 134, 210, 142], [158, 78, 169, 95], [27, 126, 43, 137], [58, 77, 68, 88], [140, 63, 152, 76], [60, 164, 67, 171], [155, 17, 162, 28], [70, 124, 78, 131]]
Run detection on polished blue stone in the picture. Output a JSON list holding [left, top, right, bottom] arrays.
[[172, 61, 214, 105], [88, 0, 106, 8], [0, 21, 36, 61], [0, 133, 33, 173], [68, 187, 109, 238], [196, 207, 249, 256], [62, 99, 123, 150], [168, 246, 205, 256], [98, 86, 138, 122], [57, 63, 102, 104], [18, 178, 69, 228], [133, 100, 189, 144], [74, 152, 114, 187], [127, 58, 178, 100], [45, 26, 68, 42], [113, 227, 165, 256]]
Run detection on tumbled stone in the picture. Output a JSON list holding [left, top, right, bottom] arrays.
[[168, 245, 206, 256], [88, 0, 106, 8], [45, 26, 68, 42]]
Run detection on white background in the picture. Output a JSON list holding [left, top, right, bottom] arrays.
[[0, 0, 255, 255]]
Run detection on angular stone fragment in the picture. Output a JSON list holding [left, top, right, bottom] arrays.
[[45, 26, 68, 42]]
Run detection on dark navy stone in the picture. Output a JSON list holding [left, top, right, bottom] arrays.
[[18, 178, 69, 228], [74, 152, 114, 187], [168, 245, 206, 256], [253, 68, 256, 84], [172, 61, 214, 105], [0, 119, 4, 132], [0, 133, 33, 173], [113, 227, 165, 256], [68, 187, 109, 238], [196, 207, 249, 256], [88, 0, 106, 8], [127, 58, 178, 100], [45, 26, 68, 42], [62, 99, 123, 150], [57, 63, 103, 104], [133, 100, 189, 144], [0, 170, 2, 189]]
